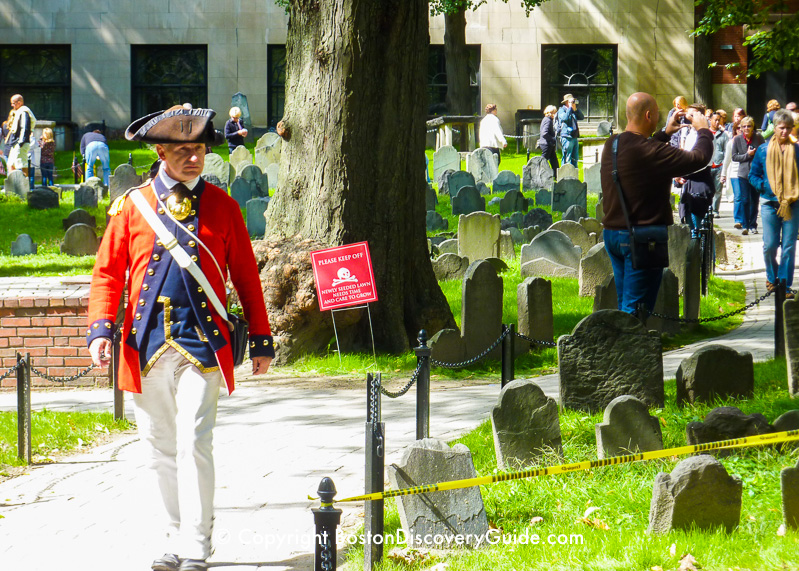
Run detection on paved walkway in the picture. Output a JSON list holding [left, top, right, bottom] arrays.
[[0, 198, 791, 571]]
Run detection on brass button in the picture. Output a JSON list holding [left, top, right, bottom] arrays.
[[135, 313, 142, 320], [213, 330, 219, 336], [143, 284, 150, 291], [139, 299, 146, 306], [153, 254, 160, 261], [201, 302, 206, 308], [189, 240, 196, 247], [148, 269, 155, 276], [191, 255, 197, 262], [131, 327, 137, 334], [188, 224, 195, 231], [156, 240, 163, 247], [197, 286, 203, 293], [206, 316, 212, 322], [157, 208, 164, 215], [104, 322, 112, 329], [86, 329, 91, 335], [92, 323, 99, 329], [250, 341, 255, 348], [192, 195, 197, 200], [160, 194, 166, 199], [263, 340, 269, 345], [190, 210, 196, 216]]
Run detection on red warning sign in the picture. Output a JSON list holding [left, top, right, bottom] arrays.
[[310, 242, 378, 311]]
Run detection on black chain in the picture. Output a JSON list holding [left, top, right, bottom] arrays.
[[319, 531, 334, 571], [646, 290, 774, 324], [431, 327, 509, 369], [0, 361, 22, 383], [380, 359, 425, 399], [514, 331, 558, 347], [29, 363, 97, 384]]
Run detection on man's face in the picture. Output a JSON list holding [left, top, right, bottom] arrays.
[[710, 115, 720, 130], [10, 98, 22, 110], [156, 142, 206, 182]]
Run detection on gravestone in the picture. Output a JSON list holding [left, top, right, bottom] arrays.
[[201, 174, 224, 189], [201, 153, 233, 189], [245, 197, 270, 237], [522, 156, 554, 191], [491, 380, 562, 470], [595, 197, 604, 220], [499, 189, 528, 216], [74, 185, 99, 209], [558, 310, 663, 412], [685, 407, 772, 452], [563, 204, 589, 222], [521, 258, 578, 279], [468, 147, 499, 185], [109, 164, 141, 203], [488, 197, 502, 208], [782, 460, 799, 530], [667, 224, 693, 295], [596, 395, 663, 459], [438, 239, 459, 255], [556, 163, 579, 181], [437, 169, 456, 196], [451, 185, 485, 216], [647, 455, 742, 534], [508, 226, 524, 245], [254, 132, 282, 171], [60, 223, 99, 256], [502, 211, 525, 230], [786, 298, 799, 397], [550, 220, 593, 258], [552, 178, 587, 213], [239, 164, 269, 198], [429, 328, 466, 363], [683, 240, 702, 321], [714, 229, 727, 263], [676, 345, 754, 405], [426, 185, 437, 211], [517, 277, 554, 346], [62, 209, 96, 230], [524, 208, 553, 230], [432, 253, 470, 282], [231, 91, 252, 132], [578, 243, 612, 297], [476, 181, 491, 196], [4, 170, 30, 199], [484, 257, 509, 275], [493, 170, 520, 194], [579, 217, 603, 242], [426, 211, 448, 232], [10, 234, 37, 256], [596, 121, 613, 137], [387, 439, 489, 548], [458, 212, 500, 262], [534, 188, 551, 207], [584, 162, 602, 195], [230, 178, 255, 209], [520, 229, 582, 271], [648, 269, 680, 335], [266, 163, 280, 190], [593, 274, 617, 312], [84, 177, 105, 198], [522, 225, 542, 243], [461, 260, 503, 359], [773, 410, 799, 434], [433, 145, 460, 184], [499, 231, 515, 260], [230, 145, 252, 171], [27, 188, 59, 210], [448, 171, 476, 200]]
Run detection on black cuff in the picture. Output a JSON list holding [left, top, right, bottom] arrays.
[[249, 334, 276, 359], [86, 319, 114, 347]]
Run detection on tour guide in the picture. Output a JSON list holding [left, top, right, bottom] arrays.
[[87, 105, 274, 571]]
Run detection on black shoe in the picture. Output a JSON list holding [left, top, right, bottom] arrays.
[[734, 223, 742, 229], [751, 228, 758, 234], [742, 229, 749, 236], [152, 554, 180, 571], [179, 560, 208, 571]]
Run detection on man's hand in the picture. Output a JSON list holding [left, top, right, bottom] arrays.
[[89, 337, 112, 368], [238, 128, 248, 137], [687, 109, 710, 131], [252, 356, 272, 375], [664, 110, 685, 136]]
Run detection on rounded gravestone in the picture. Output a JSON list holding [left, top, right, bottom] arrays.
[[523, 208, 553, 230], [27, 188, 60, 210], [62, 209, 97, 230], [676, 345, 754, 405], [520, 229, 582, 270], [61, 223, 99, 256]]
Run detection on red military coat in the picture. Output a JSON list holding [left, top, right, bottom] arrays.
[[87, 178, 273, 394]]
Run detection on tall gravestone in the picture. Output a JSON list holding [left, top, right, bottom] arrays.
[[458, 212, 500, 262], [448, 171, 476, 200], [254, 132, 282, 171], [451, 185, 485, 216], [499, 189, 528, 216], [558, 310, 663, 412], [785, 298, 799, 397], [230, 92, 252, 132], [468, 147, 499, 184], [550, 220, 593, 258], [426, 185, 437, 211], [683, 240, 701, 322], [522, 156, 554, 191], [517, 277, 554, 346], [426, 211, 448, 232], [432, 145, 460, 185], [266, 163, 280, 190], [584, 162, 602, 195], [230, 145, 252, 171], [595, 395, 663, 459], [239, 164, 269, 198], [493, 170, 520, 194], [109, 163, 142, 203], [552, 178, 587, 213], [230, 178, 255, 209], [556, 163, 579, 181], [667, 224, 693, 295], [74, 185, 99, 209], [245, 197, 270, 237], [676, 345, 754, 405], [649, 269, 680, 335], [10, 234, 37, 256], [4, 170, 30, 199], [593, 274, 617, 312], [461, 260, 503, 359], [201, 153, 233, 189], [578, 243, 612, 297], [61, 223, 99, 256], [782, 460, 799, 530], [491, 380, 562, 470]]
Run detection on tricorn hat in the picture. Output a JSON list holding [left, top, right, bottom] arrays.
[[125, 105, 224, 146]]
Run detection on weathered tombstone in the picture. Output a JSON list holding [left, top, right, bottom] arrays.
[[245, 197, 270, 237], [74, 185, 99, 209], [499, 231, 515, 260], [595, 197, 604, 221], [451, 185, 485, 216], [438, 238, 459, 255], [522, 225, 542, 243], [683, 240, 701, 321], [201, 173, 224, 189], [522, 156, 554, 191], [426, 211, 448, 232], [782, 460, 799, 530], [483, 257, 509, 274], [499, 189, 528, 215], [10, 234, 37, 256], [521, 258, 578, 279], [27, 188, 59, 210], [556, 163, 579, 181], [461, 260, 503, 359], [593, 274, 617, 312], [517, 277, 554, 345], [552, 178, 588, 213], [523, 208, 553, 230], [230, 145, 252, 170], [584, 162, 602, 195], [558, 310, 663, 412], [109, 163, 141, 203], [230, 91, 252, 132], [647, 455, 742, 534], [476, 181, 491, 196], [458, 212, 500, 262], [437, 169, 456, 196], [502, 211, 525, 230], [429, 329, 466, 363], [596, 121, 613, 137], [508, 226, 524, 245], [579, 217, 603, 242], [432, 253, 470, 282], [520, 229, 582, 271], [426, 185, 437, 211], [488, 196, 502, 208], [563, 204, 589, 222], [201, 153, 232, 189], [596, 395, 663, 459], [493, 170, 520, 194], [62, 209, 96, 230], [266, 163, 279, 190], [387, 439, 489, 548], [685, 407, 772, 452], [429, 235, 449, 248], [60, 223, 99, 256], [648, 269, 680, 335], [667, 224, 693, 295], [4, 170, 30, 198], [254, 132, 282, 172], [676, 346, 754, 405], [433, 145, 460, 184], [448, 171, 476, 200], [239, 164, 269, 198], [534, 188, 551, 207], [491, 380, 562, 470], [84, 176, 105, 195], [550, 220, 594, 258], [468, 147, 499, 185], [786, 297, 799, 397], [230, 178, 255, 209], [578, 243, 612, 297]]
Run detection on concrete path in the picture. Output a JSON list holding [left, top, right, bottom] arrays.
[[0, 197, 790, 571]]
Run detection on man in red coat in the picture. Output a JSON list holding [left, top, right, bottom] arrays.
[[87, 105, 274, 571]]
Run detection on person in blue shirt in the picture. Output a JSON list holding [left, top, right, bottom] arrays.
[[557, 94, 584, 167], [749, 109, 799, 297]]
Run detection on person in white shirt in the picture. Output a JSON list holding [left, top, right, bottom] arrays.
[[479, 103, 507, 166]]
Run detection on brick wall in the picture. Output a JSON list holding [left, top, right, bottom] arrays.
[[711, 25, 748, 84], [0, 296, 109, 388]]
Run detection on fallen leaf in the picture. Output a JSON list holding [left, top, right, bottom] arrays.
[[575, 516, 609, 530], [678, 553, 699, 571]]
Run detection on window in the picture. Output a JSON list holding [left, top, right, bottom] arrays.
[[542, 45, 617, 123], [131, 45, 207, 120], [0, 45, 71, 122], [428, 45, 481, 116], [267, 45, 286, 129]]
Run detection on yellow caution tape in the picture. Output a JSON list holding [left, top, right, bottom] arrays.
[[336, 429, 799, 503]]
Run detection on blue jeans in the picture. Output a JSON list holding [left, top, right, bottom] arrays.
[[40, 162, 54, 186], [604, 229, 664, 314], [85, 140, 111, 186], [685, 212, 703, 239], [732, 177, 759, 230], [560, 137, 579, 167], [761, 200, 799, 289]]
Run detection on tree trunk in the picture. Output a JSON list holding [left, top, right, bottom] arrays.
[[444, 7, 473, 149], [264, 0, 456, 355]]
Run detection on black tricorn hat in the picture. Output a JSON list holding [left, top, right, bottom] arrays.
[[125, 105, 224, 146]]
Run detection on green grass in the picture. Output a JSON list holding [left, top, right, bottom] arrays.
[[344, 359, 799, 570], [0, 409, 130, 470]]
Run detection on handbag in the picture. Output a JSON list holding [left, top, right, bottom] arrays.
[[611, 136, 670, 270]]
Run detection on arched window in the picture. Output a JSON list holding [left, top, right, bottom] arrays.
[[542, 45, 617, 123]]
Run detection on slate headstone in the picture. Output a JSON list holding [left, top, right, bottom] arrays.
[[683, 240, 701, 321], [523, 208, 553, 230], [502, 211, 525, 230], [27, 188, 59, 210], [522, 225, 542, 243], [239, 164, 269, 198], [4, 170, 30, 199], [596, 395, 663, 459], [578, 242, 612, 297], [432, 253, 470, 282], [433, 145, 460, 185], [10, 234, 37, 256], [448, 171, 476, 200], [60, 223, 99, 256], [426, 185, 437, 211], [685, 407, 772, 454], [230, 178, 255, 209], [534, 188, 551, 207], [266, 163, 280, 190], [468, 147, 499, 185], [552, 178, 588, 213], [782, 460, 799, 530], [499, 231, 515, 260], [476, 181, 491, 196], [452, 185, 485, 216], [437, 169, 456, 196], [201, 153, 233, 189], [461, 260, 503, 359], [584, 162, 602, 195], [563, 204, 589, 222], [667, 224, 693, 295], [254, 132, 282, 171], [493, 170, 520, 194], [62, 209, 96, 231], [520, 229, 582, 271], [521, 258, 578, 279], [596, 121, 613, 137], [595, 197, 604, 221], [388, 439, 489, 548], [74, 185, 99, 209], [649, 269, 680, 335], [517, 277, 554, 345], [558, 310, 663, 412], [429, 329, 466, 363], [230, 91, 252, 132], [458, 212, 500, 262], [230, 145, 252, 171], [109, 163, 141, 203], [499, 189, 528, 215], [245, 197, 270, 237], [508, 226, 524, 245], [491, 380, 562, 470], [426, 211, 448, 232], [647, 455, 742, 534], [676, 345, 754, 405], [593, 274, 617, 312], [438, 239, 459, 255], [787, 298, 799, 397], [522, 156, 554, 191], [550, 220, 593, 258], [556, 163, 579, 181]]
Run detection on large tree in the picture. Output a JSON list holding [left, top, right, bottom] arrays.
[[265, 0, 456, 355]]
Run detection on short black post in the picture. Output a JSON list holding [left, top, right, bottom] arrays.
[[82, 161, 86, 183], [364, 374, 384, 570], [635, 302, 648, 328], [313, 477, 342, 571], [776, 281, 786, 358], [128, 152, 133, 166], [501, 324, 515, 387], [414, 330, 431, 440], [72, 155, 80, 184], [111, 331, 124, 421], [27, 153, 33, 187], [16, 353, 32, 465]]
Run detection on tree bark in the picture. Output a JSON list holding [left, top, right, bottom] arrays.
[[265, 0, 456, 355], [444, 7, 473, 150]]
